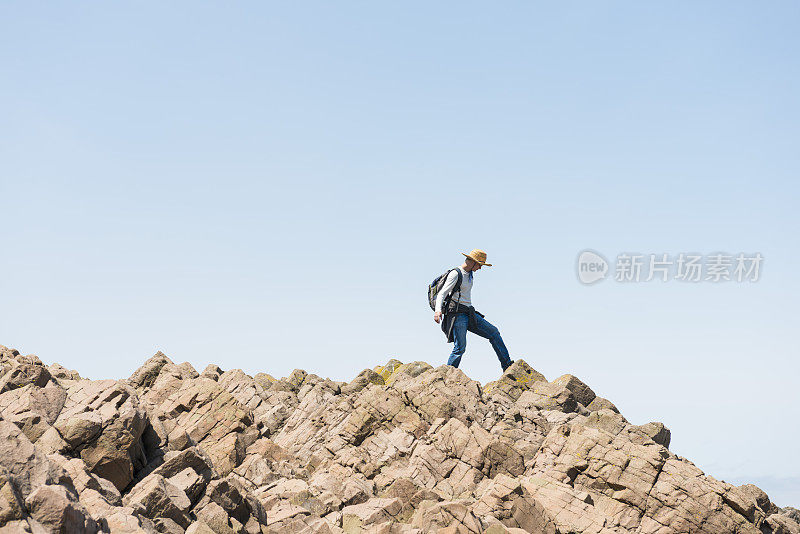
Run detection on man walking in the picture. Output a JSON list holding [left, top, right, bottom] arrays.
[[434, 249, 514, 372]]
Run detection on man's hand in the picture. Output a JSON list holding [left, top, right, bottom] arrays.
[[434, 311, 442, 324]]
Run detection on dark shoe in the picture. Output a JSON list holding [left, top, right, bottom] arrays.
[[501, 359, 514, 372]]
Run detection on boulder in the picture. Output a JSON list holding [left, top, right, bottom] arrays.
[[26, 484, 99, 533], [122, 473, 192, 528], [341, 498, 403, 531], [552, 374, 596, 407], [54, 379, 149, 490], [517, 382, 578, 414], [483, 360, 547, 404]]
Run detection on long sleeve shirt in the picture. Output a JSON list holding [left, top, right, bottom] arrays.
[[434, 266, 473, 313]]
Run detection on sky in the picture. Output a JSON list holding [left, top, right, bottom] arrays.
[[1, 1, 798, 507]]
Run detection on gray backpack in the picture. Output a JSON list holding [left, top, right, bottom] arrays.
[[427, 268, 462, 311]]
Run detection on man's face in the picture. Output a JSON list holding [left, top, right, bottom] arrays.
[[467, 259, 481, 272]]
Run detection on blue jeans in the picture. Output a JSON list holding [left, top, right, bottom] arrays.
[[447, 312, 512, 369]]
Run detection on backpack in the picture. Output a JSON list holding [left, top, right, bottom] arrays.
[[427, 268, 463, 312]]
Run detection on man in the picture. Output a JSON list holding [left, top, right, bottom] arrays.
[[434, 249, 515, 372]]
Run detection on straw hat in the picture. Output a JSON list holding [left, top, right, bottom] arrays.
[[462, 249, 492, 266]]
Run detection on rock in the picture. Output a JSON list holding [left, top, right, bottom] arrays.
[[309, 464, 374, 507], [134, 446, 214, 498], [0, 345, 793, 534], [0, 471, 25, 523], [153, 517, 184, 534], [0, 382, 67, 428], [0, 420, 73, 500], [633, 421, 671, 448], [410, 500, 482, 532], [586, 395, 620, 413], [47, 363, 81, 381], [185, 522, 217, 534], [168, 467, 206, 504], [48, 453, 122, 505], [517, 382, 578, 413], [373, 359, 404, 383], [54, 379, 149, 491], [128, 352, 175, 390], [383, 362, 433, 386], [341, 498, 403, 531], [483, 359, 547, 404], [583, 408, 629, 435], [341, 369, 384, 395], [766, 513, 800, 534], [122, 473, 192, 528], [26, 484, 98, 533], [0, 520, 33, 533], [55, 411, 103, 448], [200, 364, 223, 381], [194, 475, 267, 530], [175, 362, 199, 380], [0, 358, 52, 393], [552, 374, 596, 407]]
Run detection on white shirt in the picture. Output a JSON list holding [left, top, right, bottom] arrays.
[[434, 266, 473, 313]]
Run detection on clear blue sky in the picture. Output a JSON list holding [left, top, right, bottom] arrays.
[[2, 2, 798, 507]]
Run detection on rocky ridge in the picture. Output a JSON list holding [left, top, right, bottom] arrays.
[[0, 343, 797, 533]]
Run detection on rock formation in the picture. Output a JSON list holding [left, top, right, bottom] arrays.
[[0, 344, 797, 533]]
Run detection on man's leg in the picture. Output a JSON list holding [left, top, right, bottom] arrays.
[[469, 314, 513, 370], [447, 313, 469, 368]]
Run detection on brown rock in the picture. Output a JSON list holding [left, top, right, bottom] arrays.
[[26, 484, 98, 533], [122, 473, 192, 528], [552, 374, 596, 407], [0, 345, 791, 534]]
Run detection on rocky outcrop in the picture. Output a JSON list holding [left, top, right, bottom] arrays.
[[0, 343, 797, 533]]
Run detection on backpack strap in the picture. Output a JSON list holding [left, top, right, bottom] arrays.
[[445, 268, 464, 313]]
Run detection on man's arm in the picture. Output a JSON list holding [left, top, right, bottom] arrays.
[[435, 270, 460, 314]]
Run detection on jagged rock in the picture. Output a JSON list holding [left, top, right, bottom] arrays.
[[47, 363, 81, 381], [586, 395, 620, 413], [128, 352, 174, 390], [0, 345, 795, 534], [633, 421, 671, 448], [194, 475, 267, 531], [390, 364, 485, 425], [26, 484, 99, 533], [149, 377, 254, 478], [341, 368, 384, 395], [0, 381, 67, 426], [783, 506, 800, 523], [582, 407, 629, 435], [410, 500, 482, 532], [0, 420, 74, 501], [483, 359, 547, 404], [175, 362, 199, 380], [767, 512, 800, 534], [383, 362, 433, 386], [517, 381, 578, 413], [153, 517, 184, 534], [134, 446, 214, 496], [48, 453, 122, 505], [0, 470, 26, 523], [552, 373, 596, 407], [373, 359, 404, 383], [0, 353, 52, 393], [122, 473, 192, 528], [341, 497, 404, 531]]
